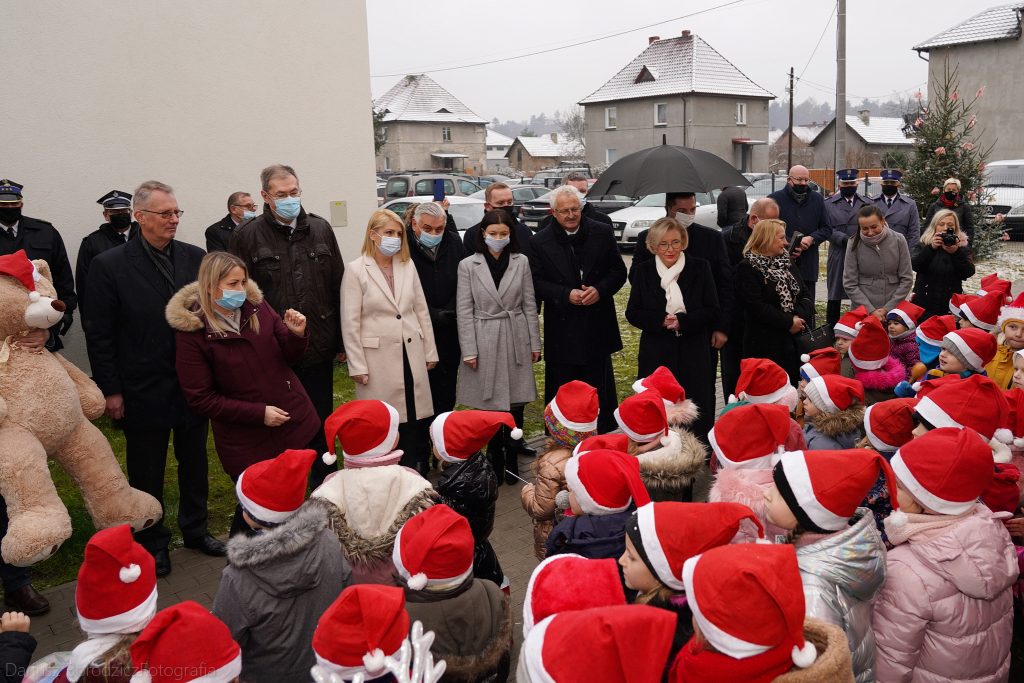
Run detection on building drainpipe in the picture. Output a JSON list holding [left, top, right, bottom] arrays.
[[681, 96, 687, 147]]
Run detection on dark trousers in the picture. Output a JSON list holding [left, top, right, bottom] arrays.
[[427, 357, 459, 415], [124, 422, 210, 553], [293, 360, 333, 489], [804, 280, 817, 328], [0, 497, 29, 593], [720, 329, 743, 401], [546, 356, 618, 433], [826, 299, 843, 331], [398, 347, 432, 472]]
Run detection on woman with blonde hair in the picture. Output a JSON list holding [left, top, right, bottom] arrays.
[[736, 218, 814, 381], [168, 251, 319, 533], [342, 208, 438, 474], [912, 208, 974, 320]]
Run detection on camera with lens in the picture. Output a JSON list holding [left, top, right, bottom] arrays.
[[941, 229, 958, 246]]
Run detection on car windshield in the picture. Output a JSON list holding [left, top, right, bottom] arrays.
[[987, 166, 1024, 188], [448, 203, 484, 229], [634, 192, 714, 207]]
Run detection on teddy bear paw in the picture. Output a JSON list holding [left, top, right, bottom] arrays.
[[89, 488, 163, 532], [1, 509, 71, 567]]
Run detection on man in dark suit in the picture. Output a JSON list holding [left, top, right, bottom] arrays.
[[84, 180, 223, 576], [531, 185, 626, 432], [205, 191, 256, 252], [76, 189, 140, 325], [462, 182, 534, 262]]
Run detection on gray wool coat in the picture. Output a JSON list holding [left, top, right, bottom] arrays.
[[456, 252, 541, 410], [842, 229, 913, 313]]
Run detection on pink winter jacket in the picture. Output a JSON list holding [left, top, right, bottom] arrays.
[[708, 468, 792, 544], [872, 505, 1018, 683]]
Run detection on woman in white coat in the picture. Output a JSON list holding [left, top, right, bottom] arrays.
[[457, 209, 541, 484], [342, 208, 438, 474]]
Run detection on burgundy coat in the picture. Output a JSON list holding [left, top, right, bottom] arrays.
[[167, 281, 320, 478]]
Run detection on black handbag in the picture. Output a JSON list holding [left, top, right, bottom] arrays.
[[794, 324, 834, 356]]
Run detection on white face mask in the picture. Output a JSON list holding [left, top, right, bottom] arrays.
[[675, 212, 696, 229]]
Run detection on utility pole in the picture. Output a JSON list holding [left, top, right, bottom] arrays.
[[835, 0, 847, 180], [787, 67, 795, 172]]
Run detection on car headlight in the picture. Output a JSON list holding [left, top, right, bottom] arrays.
[[631, 219, 655, 229], [1009, 203, 1024, 216]]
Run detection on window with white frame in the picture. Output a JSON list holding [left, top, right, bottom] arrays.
[[442, 126, 452, 141], [605, 107, 617, 129], [606, 148, 618, 164], [736, 102, 747, 125], [655, 103, 667, 126], [384, 157, 391, 170], [381, 126, 388, 142]]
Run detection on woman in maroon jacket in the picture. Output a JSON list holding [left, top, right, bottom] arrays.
[[167, 252, 320, 530]]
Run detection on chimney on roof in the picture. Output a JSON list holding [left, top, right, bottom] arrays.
[[858, 109, 870, 125], [550, 132, 558, 143], [648, 35, 660, 44], [680, 29, 691, 39]]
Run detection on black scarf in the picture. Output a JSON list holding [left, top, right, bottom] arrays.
[[140, 237, 175, 293], [485, 247, 511, 288], [552, 221, 588, 286]]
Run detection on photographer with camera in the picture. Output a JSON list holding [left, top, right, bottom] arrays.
[[911, 208, 975, 321]]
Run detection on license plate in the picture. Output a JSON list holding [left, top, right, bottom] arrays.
[[525, 220, 538, 228]]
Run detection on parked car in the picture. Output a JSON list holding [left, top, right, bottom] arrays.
[[532, 166, 593, 189], [986, 160, 1024, 238], [519, 191, 554, 230], [381, 196, 485, 238], [608, 192, 718, 248], [586, 194, 636, 216], [384, 174, 482, 200]]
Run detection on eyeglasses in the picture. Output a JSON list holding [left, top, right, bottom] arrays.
[[139, 209, 184, 219], [232, 203, 258, 211], [268, 190, 301, 200], [554, 207, 580, 216], [656, 240, 683, 251]]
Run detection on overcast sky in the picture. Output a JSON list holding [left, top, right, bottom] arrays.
[[367, 0, 992, 123]]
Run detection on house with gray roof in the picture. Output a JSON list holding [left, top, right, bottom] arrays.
[[579, 30, 774, 173], [913, 4, 1024, 158], [374, 74, 487, 173], [808, 111, 915, 169], [486, 129, 515, 172], [505, 133, 584, 174]]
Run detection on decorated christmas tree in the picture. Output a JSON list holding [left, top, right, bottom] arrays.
[[901, 56, 1003, 260]]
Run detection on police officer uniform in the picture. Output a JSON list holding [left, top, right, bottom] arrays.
[[0, 180, 76, 351], [824, 169, 870, 328], [872, 169, 921, 252], [76, 190, 140, 321]]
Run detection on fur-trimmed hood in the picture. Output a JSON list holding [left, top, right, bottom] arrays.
[[854, 356, 906, 390], [774, 618, 855, 682], [808, 404, 865, 437], [637, 426, 707, 499], [667, 399, 699, 428], [165, 279, 264, 332], [708, 467, 792, 544]]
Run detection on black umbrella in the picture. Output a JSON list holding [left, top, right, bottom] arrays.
[[588, 137, 750, 197]]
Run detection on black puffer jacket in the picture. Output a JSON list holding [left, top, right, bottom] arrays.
[[911, 241, 975, 320], [436, 453, 505, 587]]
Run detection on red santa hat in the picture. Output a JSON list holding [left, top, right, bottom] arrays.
[[682, 544, 816, 668], [978, 273, 1013, 300], [521, 605, 676, 683], [833, 305, 869, 338], [910, 372, 961, 398], [960, 291, 1005, 331], [614, 393, 669, 445], [803, 375, 864, 413], [630, 502, 767, 591], [76, 525, 157, 635], [429, 410, 521, 463], [997, 291, 1024, 330], [129, 602, 241, 683], [0, 249, 41, 301], [890, 427, 994, 515], [941, 327, 998, 373], [522, 554, 626, 636], [1003, 388, 1024, 448], [312, 585, 410, 680], [772, 449, 901, 532], [914, 373, 1009, 442], [798, 347, 841, 381], [731, 358, 794, 405], [392, 504, 474, 591], [572, 432, 629, 457], [887, 301, 925, 331], [632, 365, 685, 404], [564, 449, 651, 515], [949, 292, 978, 317], [235, 449, 316, 525], [864, 398, 919, 452], [708, 403, 790, 470], [981, 463, 1022, 515], [915, 314, 957, 347], [322, 399, 401, 467], [847, 316, 890, 370], [548, 380, 599, 433]]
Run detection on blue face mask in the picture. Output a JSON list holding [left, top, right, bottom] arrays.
[[216, 289, 247, 310], [379, 235, 402, 257], [485, 236, 510, 252], [273, 196, 301, 221], [242, 210, 257, 221], [418, 231, 443, 248]]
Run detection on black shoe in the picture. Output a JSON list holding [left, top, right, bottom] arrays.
[[515, 441, 537, 457], [184, 534, 227, 557], [153, 548, 172, 577], [4, 584, 50, 616]]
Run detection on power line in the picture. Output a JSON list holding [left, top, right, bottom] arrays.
[[798, 2, 837, 80], [371, 0, 754, 78]]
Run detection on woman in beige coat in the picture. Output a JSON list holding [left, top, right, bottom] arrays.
[[342, 208, 438, 473]]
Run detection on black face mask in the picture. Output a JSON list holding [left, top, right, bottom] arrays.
[[109, 213, 131, 230], [839, 186, 857, 199], [881, 185, 898, 197], [790, 183, 809, 195], [0, 206, 21, 225], [943, 191, 958, 202]]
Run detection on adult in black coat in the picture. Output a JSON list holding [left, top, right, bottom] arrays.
[[717, 185, 749, 228], [407, 202, 466, 416], [912, 208, 975, 321], [76, 221, 139, 322], [531, 187, 626, 433], [626, 218, 721, 439], [84, 181, 214, 572], [205, 191, 257, 252], [462, 182, 534, 262], [923, 178, 976, 244], [736, 218, 813, 383]]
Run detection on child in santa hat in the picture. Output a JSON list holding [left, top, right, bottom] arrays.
[[212, 449, 351, 683], [1013, 349, 1024, 390], [936, 327, 999, 380], [720, 358, 806, 452], [615, 392, 707, 503], [894, 314, 959, 396], [886, 301, 924, 377], [521, 554, 626, 638], [521, 381, 599, 560], [860, 397, 919, 545], [544, 449, 651, 569], [800, 375, 866, 450], [873, 428, 1017, 683], [391, 504, 510, 682], [708, 403, 795, 544], [312, 400, 437, 586], [847, 316, 906, 405], [986, 292, 1024, 388], [950, 292, 979, 325], [129, 601, 242, 683], [621, 502, 768, 678], [834, 305, 870, 379], [672, 544, 854, 683], [764, 449, 895, 681]]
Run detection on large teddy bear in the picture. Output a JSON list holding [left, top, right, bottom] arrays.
[[0, 250, 161, 565]]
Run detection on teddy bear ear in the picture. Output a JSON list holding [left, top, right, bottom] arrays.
[[31, 259, 52, 284]]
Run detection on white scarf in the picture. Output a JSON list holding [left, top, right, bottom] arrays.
[[656, 254, 686, 315]]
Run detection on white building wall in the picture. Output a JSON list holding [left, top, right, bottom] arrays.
[[1, 0, 378, 368]]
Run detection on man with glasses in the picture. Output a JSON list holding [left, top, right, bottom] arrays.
[[206, 191, 257, 253], [230, 164, 344, 488], [76, 189, 140, 323], [0, 179, 77, 351], [84, 180, 220, 576], [531, 185, 626, 433]]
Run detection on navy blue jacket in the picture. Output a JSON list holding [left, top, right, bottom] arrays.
[[544, 508, 632, 560], [769, 187, 830, 282]]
